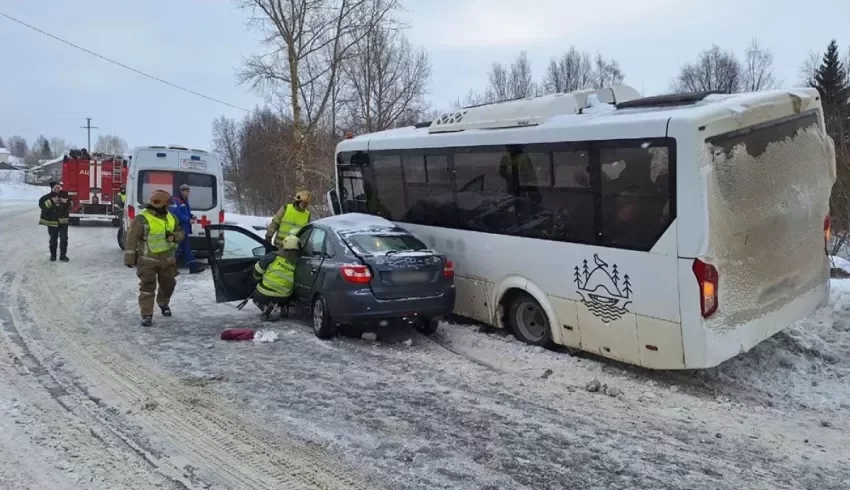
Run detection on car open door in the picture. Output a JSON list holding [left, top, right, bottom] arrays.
[[204, 224, 275, 303]]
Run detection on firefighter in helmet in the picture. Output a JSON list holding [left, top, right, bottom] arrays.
[[124, 190, 184, 327], [252, 235, 300, 321], [116, 185, 126, 209], [266, 190, 311, 248]]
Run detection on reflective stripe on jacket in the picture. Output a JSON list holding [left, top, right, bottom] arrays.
[[255, 256, 295, 298], [142, 209, 178, 254]]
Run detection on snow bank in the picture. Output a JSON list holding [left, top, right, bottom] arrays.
[[0, 182, 48, 206], [0, 169, 25, 184], [437, 280, 850, 411], [705, 279, 850, 410]]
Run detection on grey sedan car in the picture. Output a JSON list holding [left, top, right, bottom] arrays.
[[205, 213, 456, 338]]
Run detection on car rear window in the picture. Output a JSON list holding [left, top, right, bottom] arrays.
[[347, 233, 428, 254]]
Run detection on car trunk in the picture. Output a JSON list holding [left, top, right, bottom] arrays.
[[703, 110, 834, 332], [362, 251, 446, 300]]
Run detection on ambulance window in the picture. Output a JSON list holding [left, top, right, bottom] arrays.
[[137, 171, 217, 211]]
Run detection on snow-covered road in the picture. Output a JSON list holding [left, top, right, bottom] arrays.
[[1, 202, 849, 489]]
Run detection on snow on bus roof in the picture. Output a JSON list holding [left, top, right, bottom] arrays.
[[337, 88, 820, 151]]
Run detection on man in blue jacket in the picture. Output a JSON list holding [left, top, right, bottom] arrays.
[[170, 184, 205, 274]]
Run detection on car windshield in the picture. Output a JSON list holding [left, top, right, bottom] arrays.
[[347, 233, 428, 254]]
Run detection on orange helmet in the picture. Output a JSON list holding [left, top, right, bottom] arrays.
[[295, 190, 312, 204], [149, 190, 171, 207]]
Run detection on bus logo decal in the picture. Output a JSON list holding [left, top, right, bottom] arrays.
[[574, 254, 632, 323]]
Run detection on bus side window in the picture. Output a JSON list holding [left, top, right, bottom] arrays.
[[600, 142, 672, 250]]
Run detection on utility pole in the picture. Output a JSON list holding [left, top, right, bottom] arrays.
[[80, 117, 99, 152]]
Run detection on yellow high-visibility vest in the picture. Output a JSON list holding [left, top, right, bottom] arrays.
[[142, 209, 177, 254]]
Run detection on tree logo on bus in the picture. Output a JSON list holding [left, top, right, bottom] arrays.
[[574, 254, 632, 323]]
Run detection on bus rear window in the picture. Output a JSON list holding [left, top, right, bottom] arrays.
[[138, 171, 217, 210]]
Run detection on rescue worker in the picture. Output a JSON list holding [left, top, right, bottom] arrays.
[[265, 190, 311, 248], [38, 181, 71, 262], [124, 190, 184, 327], [169, 184, 205, 274], [116, 185, 126, 209], [252, 235, 300, 321]]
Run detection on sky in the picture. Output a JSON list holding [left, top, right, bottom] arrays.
[[1, 0, 849, 151]]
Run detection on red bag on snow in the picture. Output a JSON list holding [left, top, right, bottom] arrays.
[[220, 328, 255, 341]]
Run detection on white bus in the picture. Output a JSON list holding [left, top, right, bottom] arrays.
[[327, 86, 836, 370], [118, 145, 225, 257]]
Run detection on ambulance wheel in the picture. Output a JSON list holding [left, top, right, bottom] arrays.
[[311, 295, 335, 339], [117, 227, 126, 251]]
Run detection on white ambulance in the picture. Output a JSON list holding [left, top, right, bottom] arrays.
[[118, 145, 225, 257]]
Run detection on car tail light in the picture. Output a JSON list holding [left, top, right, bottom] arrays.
[[443, 259, 455, 278], [340, 264, 372, 284], [824, 215, 832, 252], [693, 259, 719, 318], [219, 209, 225, 224], [127, 204, 135, 220]]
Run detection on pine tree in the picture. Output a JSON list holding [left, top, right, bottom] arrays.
[[40, 139, 52, 159], [574, 266, 582, 286], [811, 40, 850, 141], [612, 264, 619, 286], [622, 274, 632, 298], [582, 259, 589, 280]]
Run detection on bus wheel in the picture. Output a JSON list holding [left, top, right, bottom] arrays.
[[507, 293, 552, 347], [117, 227, 125, 251]]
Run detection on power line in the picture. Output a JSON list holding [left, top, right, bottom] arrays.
[[0, 12, 250, 113]]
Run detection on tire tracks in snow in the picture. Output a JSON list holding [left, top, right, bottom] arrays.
[[2, 213, 374, 490]]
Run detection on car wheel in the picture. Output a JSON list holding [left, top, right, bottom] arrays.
[[117, 226, 125, 251], [311, 295, 335, 339], [414, 317, 440, 335], [507, 293, 552, 347]]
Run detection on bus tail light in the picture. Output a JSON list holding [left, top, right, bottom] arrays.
[[340, 264, 372, 284], [127, 205, 135, 220], [693, 259, 719, 318], [825, 215, 832, 252]]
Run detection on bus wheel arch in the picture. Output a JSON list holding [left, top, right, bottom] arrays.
[[495, 281, 560, 347]]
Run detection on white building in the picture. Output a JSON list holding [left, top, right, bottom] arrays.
[[0, 147, 10, 164]]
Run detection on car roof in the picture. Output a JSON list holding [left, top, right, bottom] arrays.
[[313, 213, 401, 234]]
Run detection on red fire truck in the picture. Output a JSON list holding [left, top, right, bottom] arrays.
[[62, 150, 128, 226]]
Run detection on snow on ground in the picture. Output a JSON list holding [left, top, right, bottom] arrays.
[[0, 169, 26, 184], [830, 255, 850, 274], [436, 279, 850, 412], [0, 180, 47, 206]]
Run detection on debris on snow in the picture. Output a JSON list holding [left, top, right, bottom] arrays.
[[402, 339, 413, 347], [361, 332, 378, 342], [220, 328, 255, 341], [541, 369, 554, 379], [605, 385, 623, 398], [253, 330, 280, 343], [585, 379, 602, 393]]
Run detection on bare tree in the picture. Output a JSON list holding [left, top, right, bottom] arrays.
[[342, 24, 431, 133], [542, 47, 595, 93], [484, 51, 537, 103], [741, 38, 778, 92], [594, 54, 624, 88], [7, 136, 28, 158], [237, 0, 400, 192], [94, 134, 128, 156], [212, 116, 247, 213], [672, 45, 741, 94], [49, 137, 70, 158]]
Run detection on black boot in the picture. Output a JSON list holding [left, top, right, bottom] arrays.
[[141, 315, 153, 327], [50, 254, 57, 262], [159, 305, 172, 317], [260, 303, 275, 321], [60, 255, 69, 262], [279, 304, 289, 319]]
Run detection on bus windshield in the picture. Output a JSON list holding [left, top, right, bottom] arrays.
[[137, 170, 217, 211]]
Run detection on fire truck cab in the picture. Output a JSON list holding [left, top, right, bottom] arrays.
[[118, 145, 225, 257], [62, 149, 128, 226]]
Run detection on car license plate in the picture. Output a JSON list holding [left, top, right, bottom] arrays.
[[392, 271, 429, 283]]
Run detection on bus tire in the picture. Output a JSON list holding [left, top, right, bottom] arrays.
[[506, 292, 553, 347], [117, 226, 125, 251]]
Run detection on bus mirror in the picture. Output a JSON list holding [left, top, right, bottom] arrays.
[[327, 189, 341, 216]]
